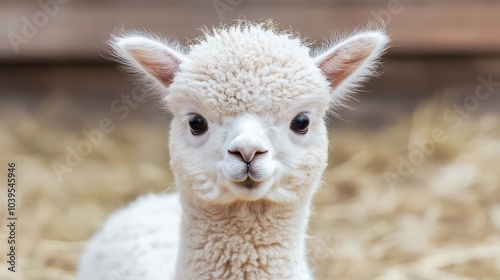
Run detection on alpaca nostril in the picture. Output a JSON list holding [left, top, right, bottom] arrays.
[[228, 150, 246, 163], [228, 150, 252, 164], [228, 149, 268, 164]]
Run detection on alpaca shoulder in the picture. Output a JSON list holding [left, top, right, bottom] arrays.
[[78, 193, 181, 280]]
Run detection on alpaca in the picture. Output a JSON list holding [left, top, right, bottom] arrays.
[[78, 22, 388, 280]]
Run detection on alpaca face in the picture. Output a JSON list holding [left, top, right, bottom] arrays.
[[111, 23, 388, 205], [166, 98, 330, 204], [165, 27, 331, 204]]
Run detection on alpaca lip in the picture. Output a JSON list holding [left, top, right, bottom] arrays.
[[225, 162, 267, 184], [227, 177, 274, 202], [237, 178, 259, 189]]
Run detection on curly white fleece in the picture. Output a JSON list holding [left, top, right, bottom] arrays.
[[169, 25, 329, 117], [78, 193, 181, 280], [78, 22, 388, 280]]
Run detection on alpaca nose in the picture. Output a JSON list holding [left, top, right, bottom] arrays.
[[228, 147, 268, 164], [227, 116, 269, 164]]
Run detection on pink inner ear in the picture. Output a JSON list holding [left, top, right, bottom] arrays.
[[319, 47, 371, 87], [319, 37, 374, 87], [129, 48, 180, 86]]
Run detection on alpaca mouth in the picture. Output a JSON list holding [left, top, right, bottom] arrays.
[[227, 177, 272, 201], [238, 178, 260, 189], [225, 166, 267, 185], [222, 164, 275, 200]]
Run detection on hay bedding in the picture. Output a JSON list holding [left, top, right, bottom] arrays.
[[0, 96, 499, 280]]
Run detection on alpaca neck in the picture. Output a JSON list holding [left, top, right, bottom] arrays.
[[174, 194, 313, 280]]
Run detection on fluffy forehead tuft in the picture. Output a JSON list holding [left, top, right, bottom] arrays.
[[168, 23, 331, 117]]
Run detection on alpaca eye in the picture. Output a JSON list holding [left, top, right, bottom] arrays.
[[290, 114, 309, 134], [189, 115, 208, 135]]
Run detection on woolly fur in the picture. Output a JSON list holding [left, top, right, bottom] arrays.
[[79, 21, 388, 280]]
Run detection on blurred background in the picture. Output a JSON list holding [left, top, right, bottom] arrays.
[[0, 1, 499, 279]]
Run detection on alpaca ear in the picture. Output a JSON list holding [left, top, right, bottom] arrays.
[[314, 31, 389, 97], [111, 35, 186, 87]]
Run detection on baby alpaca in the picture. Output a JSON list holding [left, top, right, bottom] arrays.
[[78, 22, 388, 280]]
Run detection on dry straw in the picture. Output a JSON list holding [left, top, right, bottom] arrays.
[[0, 95, 499, 279]]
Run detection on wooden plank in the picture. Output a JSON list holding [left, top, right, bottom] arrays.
[[1, 2, 500, 62], [2, 58, 499, 97]]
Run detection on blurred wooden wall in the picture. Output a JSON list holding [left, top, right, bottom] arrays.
[[1, 0, 499, 99], [1, 0, 500, 62]]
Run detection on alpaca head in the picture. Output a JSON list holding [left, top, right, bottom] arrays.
[[112, 23, 388, 206]]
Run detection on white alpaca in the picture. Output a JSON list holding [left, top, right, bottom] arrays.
[[78, 22, 388, 280]]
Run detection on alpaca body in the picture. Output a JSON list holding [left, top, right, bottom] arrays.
[[174, 190, 314, 280], [79, 191, 314, 280], [78, 22, 388, 280], [78, 193, 181, 280]]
